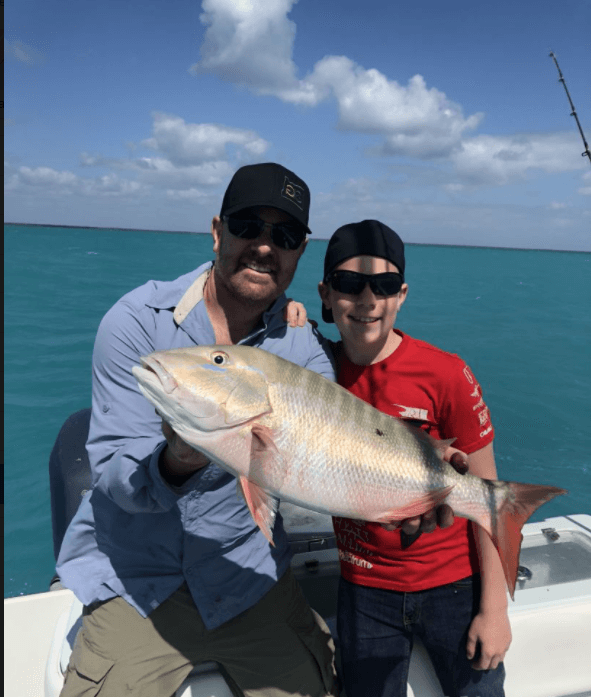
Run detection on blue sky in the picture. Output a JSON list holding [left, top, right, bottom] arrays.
[[5, 0, 591, 250]]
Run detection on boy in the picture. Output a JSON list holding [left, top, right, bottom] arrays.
[[318, 220, 510, 697]]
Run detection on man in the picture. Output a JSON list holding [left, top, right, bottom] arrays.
[[57, 163, 466, 697]]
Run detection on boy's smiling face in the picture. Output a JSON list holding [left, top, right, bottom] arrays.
[[319, 255, 408, 363]]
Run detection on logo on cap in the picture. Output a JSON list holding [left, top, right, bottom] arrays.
[[281, 176, 304, 211]]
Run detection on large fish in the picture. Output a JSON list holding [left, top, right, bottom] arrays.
[[132, 344, 566, 598]]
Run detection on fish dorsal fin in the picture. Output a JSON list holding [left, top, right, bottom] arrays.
[[407, 425, 456, 459], [223, 367, 272, 425], [237, 475, 280, 546], [431, 436, 456, 457]]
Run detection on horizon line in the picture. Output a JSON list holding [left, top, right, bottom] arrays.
[[4, 221, 589, 254]]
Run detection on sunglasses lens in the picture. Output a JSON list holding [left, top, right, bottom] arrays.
[[273, 225, 306, 251], [226, 217, 262, 239], [330, 271, 402, 296], [225, 217, 305, 250], [330, 273, 364, 295], [372, 275, 403, 296]]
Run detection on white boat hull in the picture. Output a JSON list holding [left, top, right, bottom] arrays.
[[5, 514, 591, 697]]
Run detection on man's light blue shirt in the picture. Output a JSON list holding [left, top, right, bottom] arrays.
[[56, 261, 335, 629]]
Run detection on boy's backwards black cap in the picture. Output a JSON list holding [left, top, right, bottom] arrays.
[[322, 219, 405, 323], [220, 162, 312, 233]]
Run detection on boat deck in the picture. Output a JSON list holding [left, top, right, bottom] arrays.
[[5, 514, 591, 697]]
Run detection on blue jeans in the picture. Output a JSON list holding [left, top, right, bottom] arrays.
[[337, 575, 505, 697]]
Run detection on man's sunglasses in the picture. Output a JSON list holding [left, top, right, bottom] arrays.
[[326, 270, 404, 297], [223, 215, 307, 251]]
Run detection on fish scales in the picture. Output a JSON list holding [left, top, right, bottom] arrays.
[[174, 344, 475, 519], [132, 344, 567, 598]]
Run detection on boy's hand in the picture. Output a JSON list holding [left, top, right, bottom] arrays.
[[284, 299, 318, 328], [381, 449, 469, 533], [284, 299, 307, 327], [466, 608, 512, 670]]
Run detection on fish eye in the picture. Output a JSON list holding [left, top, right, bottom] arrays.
[[211, 351, 229, 365]]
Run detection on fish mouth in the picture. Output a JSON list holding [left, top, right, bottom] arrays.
[[135, 356, 178, 394]]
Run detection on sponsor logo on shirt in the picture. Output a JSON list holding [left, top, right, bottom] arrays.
[[463, 366, 475, 384], [472, 397, 485, 411], [338, 549, 373, 569], [334, 518, 370, 543], [334, 518, 376, 559], [477, 407, 490, 426], [394, 404, 429, 421], [463, 365, 492, 439]]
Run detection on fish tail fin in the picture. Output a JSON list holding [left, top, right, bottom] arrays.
[[488, 482, 567, 600]]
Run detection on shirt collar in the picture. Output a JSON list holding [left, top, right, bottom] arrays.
[[144, 261, 214, 312], [144, 259, 289, 333]]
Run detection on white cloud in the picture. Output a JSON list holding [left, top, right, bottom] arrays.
[[190, 0, 306, 98], [5, 111, 272, 204], [190, 0, 589, 179], [450, 132, 586, 184], [4, 163, 147, 198], [140, 112, 269, 166], [17, 166, 78, 189], [166, 188, 214, 201], [4, 37, 47, 66], [311, 177, 590, 251], [308, 58, 482, 158], [578, 170, 591, 196], [443, 183, 466, 194], [80, 151, 234, 187], [190, 1, 482, 157], [77, 112, 271, 192]]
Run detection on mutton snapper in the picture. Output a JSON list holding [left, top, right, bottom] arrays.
[[132, 344, 566, 599]]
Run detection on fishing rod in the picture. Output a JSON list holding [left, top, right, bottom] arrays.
[[549, 51, 591, 166]]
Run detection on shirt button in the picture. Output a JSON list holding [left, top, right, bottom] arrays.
[[102, 404, 110, 413]]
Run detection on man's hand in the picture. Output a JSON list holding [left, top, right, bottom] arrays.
[[466, 608, 512, 670], [381, 448, 469, 534], [160, 420, 209, 484]]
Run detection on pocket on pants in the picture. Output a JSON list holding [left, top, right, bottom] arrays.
[[69, 633, 115, 684], [451, 574, 474, 589], [287, 608, 337, 696]]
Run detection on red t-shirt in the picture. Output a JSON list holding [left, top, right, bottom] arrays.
[[333, 330, 495, 592]]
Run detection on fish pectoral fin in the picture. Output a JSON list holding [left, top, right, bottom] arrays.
[[251, 423, 279, 455], [237, 475, 279, 547], [376, 485, 455, 524]]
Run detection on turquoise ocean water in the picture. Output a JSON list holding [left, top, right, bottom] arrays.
[[4, 223, 590, 599]]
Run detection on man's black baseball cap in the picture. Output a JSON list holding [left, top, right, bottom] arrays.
[[220, 163, 312, 234], [322, 219, 405, 323]]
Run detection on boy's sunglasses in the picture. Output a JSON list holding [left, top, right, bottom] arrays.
[[222, 215, 307, 251], [326, 270, 404, 297]]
